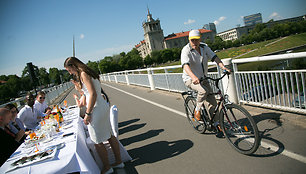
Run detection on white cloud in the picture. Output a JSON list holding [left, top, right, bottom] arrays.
[[214, 16, 226, 25], [219, 16, 226, 21], [80, 34, 85, 39], [184, 19, 196, 25], [269, 12, 282, 20]]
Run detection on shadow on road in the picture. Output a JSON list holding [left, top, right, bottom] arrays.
[[119, 123, 146, 135], [120, 129, 164, 146], [128, 139, 194, 167], [119, 119, 141, 128], [251, 112, 285, 157]]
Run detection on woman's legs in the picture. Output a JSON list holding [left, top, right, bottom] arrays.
[[108, 135, 122, 165], [94, 143, 111, 173]]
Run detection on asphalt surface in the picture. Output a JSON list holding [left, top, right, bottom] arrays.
[[63, 82, 306, 174]]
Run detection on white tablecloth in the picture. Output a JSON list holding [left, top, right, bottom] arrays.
[[0, 107, 100, 174]]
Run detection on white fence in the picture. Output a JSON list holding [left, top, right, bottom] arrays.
[[101, 52, 306, 114]]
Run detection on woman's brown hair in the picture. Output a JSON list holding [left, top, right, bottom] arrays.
[[64, 57, 99, 88]]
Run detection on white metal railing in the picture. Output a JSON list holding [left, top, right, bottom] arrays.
[[0, 82, 73, 110], [100, 63, 222, 93], [232, 52, 306, 114], [101, 52, 306, 114]]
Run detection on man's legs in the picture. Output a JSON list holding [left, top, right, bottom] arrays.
[[201, 80, 218, 122], [185, 79, 218, 121]]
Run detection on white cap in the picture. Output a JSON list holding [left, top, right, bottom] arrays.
[[189, 30, 201, 40]]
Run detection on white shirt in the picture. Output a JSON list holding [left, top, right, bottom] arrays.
[[17, 105, 42, 130], [34, 100, 48, 114], [181, 42, 216, 82]]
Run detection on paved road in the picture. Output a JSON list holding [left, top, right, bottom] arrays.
[[64, 82, 306, 174]]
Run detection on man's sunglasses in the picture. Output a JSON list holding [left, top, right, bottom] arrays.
[[39, 97, 46, 99]]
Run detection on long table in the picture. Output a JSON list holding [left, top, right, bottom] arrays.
[[0, 106, 101, 174]]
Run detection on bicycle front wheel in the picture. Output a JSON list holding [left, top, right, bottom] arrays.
[[220, 104, 260, 155]]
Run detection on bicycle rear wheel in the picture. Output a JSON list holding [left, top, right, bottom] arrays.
[[220, 104, 260, 155], [184, 96, 206, 134]]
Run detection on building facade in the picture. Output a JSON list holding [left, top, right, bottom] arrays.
[[217, 26, 253, 41], [203, 23, 217, 33], [244, 13, 263, 26]]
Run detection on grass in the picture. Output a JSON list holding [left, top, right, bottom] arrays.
[[239, 33, 306, 58], [216, 39, 278, 58]]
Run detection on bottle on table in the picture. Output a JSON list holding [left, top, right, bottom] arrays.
[[56, 105, 63, 123]]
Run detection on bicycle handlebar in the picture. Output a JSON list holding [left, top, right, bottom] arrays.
[[200, 71, 230, 90], [200, 70, 230, 82]]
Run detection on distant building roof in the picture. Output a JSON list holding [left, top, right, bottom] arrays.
[[0, 80, 7, 84], [135, 40, 145, 48], [164, 29, 212, 41]]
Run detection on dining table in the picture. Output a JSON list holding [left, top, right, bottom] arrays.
[[0, 105, 101, 174]]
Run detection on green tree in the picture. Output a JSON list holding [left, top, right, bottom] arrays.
[[49, 67, 61, 85], [171, 48, 182, 61], [160, 49, 173, 63], [6, 75, 21, 98], [144, 55, 153, 67], [0, 75, 8, 81], [87, 60, 100, 74], [38, 67, 50, 86], [0, 85, 11, 104], [151, 50, 162, 65]]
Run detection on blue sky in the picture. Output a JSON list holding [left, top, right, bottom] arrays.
[[0, 0, 305, 76]]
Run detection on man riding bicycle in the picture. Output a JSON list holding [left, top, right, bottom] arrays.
[[181, 29, 230, 123]]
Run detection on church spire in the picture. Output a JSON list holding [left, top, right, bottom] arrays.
[[147, 5, 150, 15], [146, 6, 153, 22], [73, 35, 75, 57]]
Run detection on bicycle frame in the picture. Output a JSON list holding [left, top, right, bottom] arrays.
[[181, 72, 233, 128]]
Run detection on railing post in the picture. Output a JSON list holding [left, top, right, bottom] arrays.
[[147, 68, 155, 90], [222, 58, 238, 104], [125, 71, 130, 85], [114, 73, 118, 83], [164, 68, 170, 91], [108, 73, 111, 82]]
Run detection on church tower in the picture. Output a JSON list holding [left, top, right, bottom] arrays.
[[142, 8, 164, 53]]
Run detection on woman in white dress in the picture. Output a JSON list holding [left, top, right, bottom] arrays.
[[64, 57, 123, 174]]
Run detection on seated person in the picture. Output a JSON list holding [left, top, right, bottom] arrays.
[[17, 93, 43, 130], [5, 104, 28, 143], [34, 91, 48, 116], [0, 108, 20, 166]]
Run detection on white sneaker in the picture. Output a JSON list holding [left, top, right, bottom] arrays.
[[113, 162, 125, 169], [104, 168, 114, 174]]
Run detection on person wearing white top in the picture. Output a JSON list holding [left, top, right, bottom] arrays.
[[17, 93, 43, 130], [181, 29, 230, 122], [34, 91, 48, 115]]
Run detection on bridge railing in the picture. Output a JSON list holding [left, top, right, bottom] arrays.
[[232, 52, 306, 114], [100, 52, 306, 114], [0, 82, 73, 110]]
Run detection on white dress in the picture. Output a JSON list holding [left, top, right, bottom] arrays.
[[82, 78, 113, 144]]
